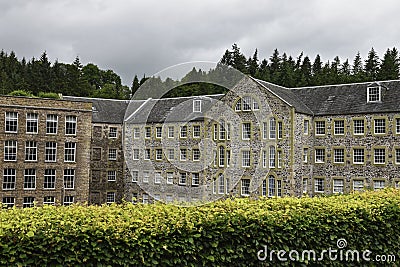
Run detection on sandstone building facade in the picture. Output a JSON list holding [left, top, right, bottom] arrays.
[[1, 77, 400, 207]]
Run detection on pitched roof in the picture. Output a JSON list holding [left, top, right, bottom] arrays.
[[253, 78, 314, 115], [291, 80, 400, 115], [125, 94, 224, 124], [62, 96, 136, 123]]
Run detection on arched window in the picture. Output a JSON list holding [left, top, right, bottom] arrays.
[[218, 173, 225, 194], [269, 117, 276, 139], [269, 146, 276, 168], [268, 175, 275, 197], [219, 119, 226, 140]]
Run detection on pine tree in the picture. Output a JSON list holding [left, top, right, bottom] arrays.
[[269, 49, 281, 84], [247, 49, 259, 77], [311, 54, 323, 85], [365, 47, 380, 81], [351, 52, 365, 82], [378, 48, 399, 80], [130, 75, 140, 97]]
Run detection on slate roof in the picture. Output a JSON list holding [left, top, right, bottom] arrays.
[[62, 96, 137, 124], [290, 80, 400, 115], [253, 78, 314, 115], [125, 94, 224, 124]]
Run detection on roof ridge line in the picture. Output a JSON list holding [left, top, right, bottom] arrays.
[[124, 98, 152, 122]]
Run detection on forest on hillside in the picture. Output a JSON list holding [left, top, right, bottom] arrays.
[[0, 44, 399, 99]]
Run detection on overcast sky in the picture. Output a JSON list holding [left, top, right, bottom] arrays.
[[1, 0, 399, 85]]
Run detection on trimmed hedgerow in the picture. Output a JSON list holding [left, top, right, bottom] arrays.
[[0, 189, 399, 266]]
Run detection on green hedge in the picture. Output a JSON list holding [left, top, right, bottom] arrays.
[[0, 189, 399, 266]]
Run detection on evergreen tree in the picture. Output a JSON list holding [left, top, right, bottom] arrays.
[[247, 49, 259, 77], [352, 52, 365, 82], [311, 54, 323, 85], [378, 48, 399, 80], [130, 75, 140, 97], [269, 49, 281, 84], [365, 47, 380, 81]]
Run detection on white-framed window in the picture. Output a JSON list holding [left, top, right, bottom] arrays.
[[168, 126, 174, 138], [24, 168, 36, 189], [44, 169, 56, 189], [107, 170, 116, 182], [353, 148, 364, 164], [63, 169, 75, 189], [241, 179, 250, 196], [262, 122, 267, 139], [219, 146, 225, 167], [212, 178, 217, 194], [193, 148, 200, 161], [213, 124, 218, 140], [109, 127, 117, 138], [167, 149, 174, 161], [133, 149, 139, 160], [243, 96, 251, 111], [156, 127, 162, 138], [315, 121, 325, 135], [213, 150, 217, 167], [180, 126, 187, 138], [225, 177, 230, 194], [132, 170, 138, 182], [218, 173, 225, 194], [25, 141, 37, 161], [179, 172, 186, 185], [353, 119, 364, 135], [219, 119, 226, 140], [226, 123, 231, 140], [165, 195, 173, 203], [277, 150, 282, 168], [374, 118, 386, 134], [63, 196, 74, 206], [269, 118, 276, 139], [262, 179, 267, 197], [268, 175, 275, 197], [143, 171, 149, 183], [142, 193, 149, 204], [26, 113, 38, 133], [5, 112, 18, 133], [155, 149, 163, 160], [333, 148, 345, 163], [303, 120, 309, 135], [315, 148, 325, 163], [242, 122, 251, 140], [314, 178, 324, 193], [180, 148, 187, 161], [333, 179, 344, 193], [277, 180, 282, 197], [154, 194, 161, 201], [166, 172, 174, 184], [242, 150, 250, 167], [4, 140, 17, 161], [45, 142, 57, 162], [3, 168, 16, 190], [395, 149, 400, 164], [154, 172, 161, 184], [23, 197, 35, 208], [43, 196, 55, 205], [353, 180, 364, 191], [253, 99, 259, 110], [192, 173, 199, 186], [396, 118, 400, 134], [303, 148, 308, 163], [193, 99, 201, 112], [235, 98, 242, 111], [144, 149, 151, 160], [226, 150, 231, 167], [262, 150, 267, 168], [269, 146, 276, 168], [145, 127, 151, 138], [46, 114, 58, 134], [2, 197, 15, 208], [367, 86, 381, 102], [277, 121, 283, 139], [64, 142, 76, 162], [65, 115, 77, 135], [334, 120, 345, 135], [106, 192, 116, 203], [193, 125, 200, 138], [374, 148, 385, 164], [133, 127, 140, 139], [373, 180, 385, 190], [302, 178, 308, 194]]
